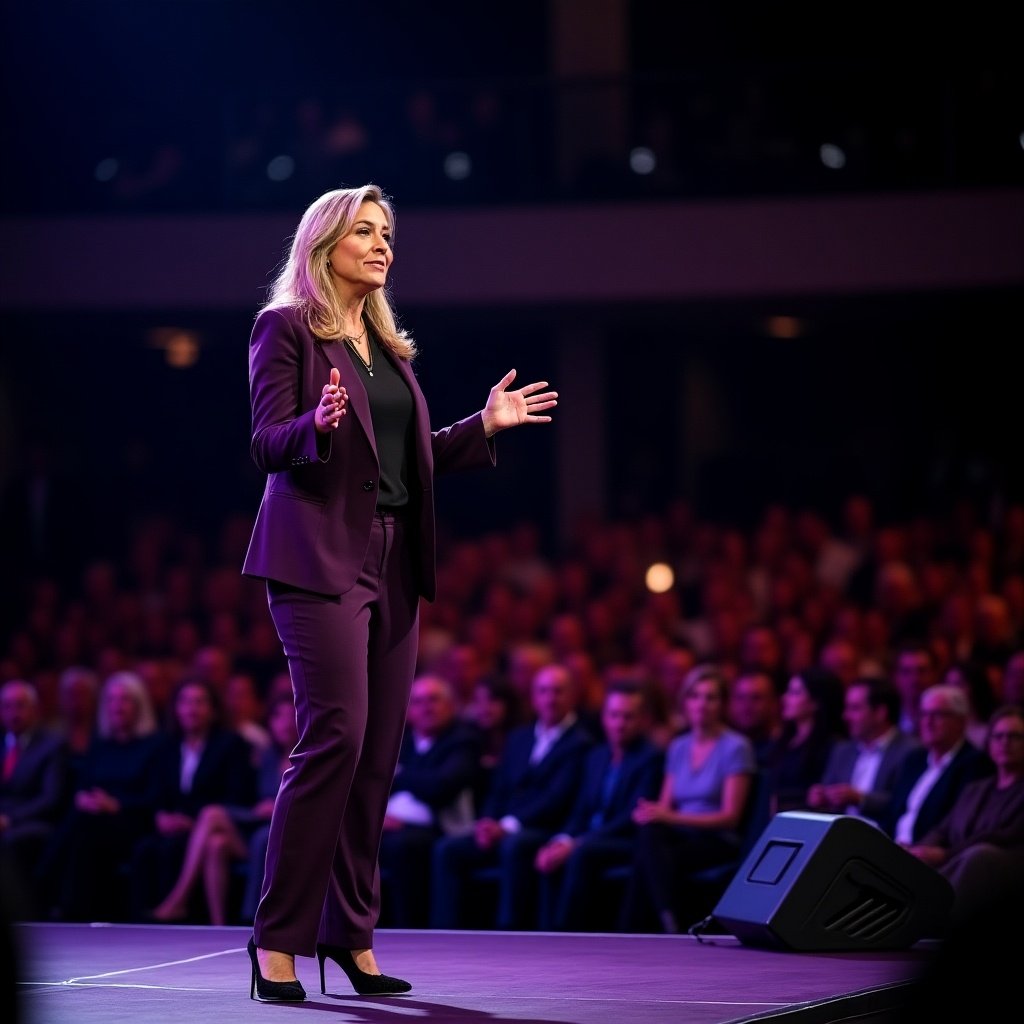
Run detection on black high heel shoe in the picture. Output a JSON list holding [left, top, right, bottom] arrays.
[[247, 936, 306, 1002], [316, 943, 412, 995]]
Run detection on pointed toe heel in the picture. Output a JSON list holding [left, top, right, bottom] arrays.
[[247, 936, 306, 1002], [315, 943, 411, 996]]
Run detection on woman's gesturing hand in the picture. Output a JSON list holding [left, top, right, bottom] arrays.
[[481, 369, 558, 437], [316, 367, 348, 432]]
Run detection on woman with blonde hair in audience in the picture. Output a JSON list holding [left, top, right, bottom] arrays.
[[41, 671, 162, 920], [619, 663, 756, 933]]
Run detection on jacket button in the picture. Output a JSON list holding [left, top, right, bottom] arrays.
[[362, 480, 374, 491]]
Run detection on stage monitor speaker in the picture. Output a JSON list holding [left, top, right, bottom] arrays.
[[711, 811, 953, 951]]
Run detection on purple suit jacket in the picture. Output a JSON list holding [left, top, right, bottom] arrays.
[[241, 305, 495, 599]]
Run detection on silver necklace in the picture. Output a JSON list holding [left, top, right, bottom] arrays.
[[345, 331, 373, 376]]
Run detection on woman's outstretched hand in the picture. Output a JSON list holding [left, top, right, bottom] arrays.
[[481, 369, 558, 437]]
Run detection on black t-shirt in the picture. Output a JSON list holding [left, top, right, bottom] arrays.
[[344, 332, 415, 509]]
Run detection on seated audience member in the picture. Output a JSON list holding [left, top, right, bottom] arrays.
[[130, 678, 255, 920], [463, 675, 522, 810], [904, 704, 1024, 925], [547, 611, 590, 664], [1002, 648, 1024, 707], [0, 680, 68, 914], [222, 672, 271, 767], [764, 666, 845, 812], [151, 690, 297, 925], [561, 649, 606, 736], [619, 664, 757, 934], [240, 693, 300, 923], [504, 641, 554, 704], [379, 675, 481, 928], [534, 680, 663, 931], [50, 666, 98, 784], [233, 614, 286, 698], [969, 594, 1016, 680], [738, 625, 784, 685], [891, 640, 939, 735], [430, 663, 593, 930], [727, 669, 783, 768], [879, 684, 994, 843], [597, 664, 650, 739], [190, 643, 233, 693], [433, 641, 492, 707], [942, 660, 997, 749], [646, 645, 698, 748], [818, 636, 863, 690], [42, 671, 162, 921], [806, 676, 918, 822]]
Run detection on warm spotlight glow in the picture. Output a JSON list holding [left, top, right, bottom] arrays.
[[764, 315, 805, 340], [165, 334, 199, 368], [645, 562, 674, 593], [148, 327, 201, 368]]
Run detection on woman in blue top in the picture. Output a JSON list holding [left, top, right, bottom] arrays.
[[619, 664, 756, 933]]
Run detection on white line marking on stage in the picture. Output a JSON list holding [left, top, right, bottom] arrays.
[[32, 945, 247, 985], [20, 981, 224, 992]]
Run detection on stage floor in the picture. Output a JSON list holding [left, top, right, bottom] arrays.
[[14, 923, 935, 1024]]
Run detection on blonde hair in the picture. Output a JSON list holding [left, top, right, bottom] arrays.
[[682, 663, 728, 702], [264, 183, 416, 359], [97, 671, 159, 739]]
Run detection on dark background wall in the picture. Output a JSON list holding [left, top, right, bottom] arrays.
[[1, 1, 1022, 580]]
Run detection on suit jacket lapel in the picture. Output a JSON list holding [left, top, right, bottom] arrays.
[[317, 339, 376, 453]]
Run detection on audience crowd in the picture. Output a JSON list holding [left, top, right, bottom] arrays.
[[2, 491, 1024, 933]]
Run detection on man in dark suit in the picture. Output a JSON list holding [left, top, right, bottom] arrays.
[[806, 675, 918, 823], [379, 675, 481, 927], [534, 680, 663, 931], [430, 663, 593, 929], [727, 669, 783, 769], [0, 679, 68, 916], [878, 683, 994, 843]]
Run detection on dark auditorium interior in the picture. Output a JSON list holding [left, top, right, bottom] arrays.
[[1, 3, 1022, 1021]]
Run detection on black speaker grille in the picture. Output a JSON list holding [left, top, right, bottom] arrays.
[[823, 888, 908, 942]]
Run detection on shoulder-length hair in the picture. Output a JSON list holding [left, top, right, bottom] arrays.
[[681, 663, 729, 705], [97, 671, 159, 739], [263, 183, 417, 360]]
